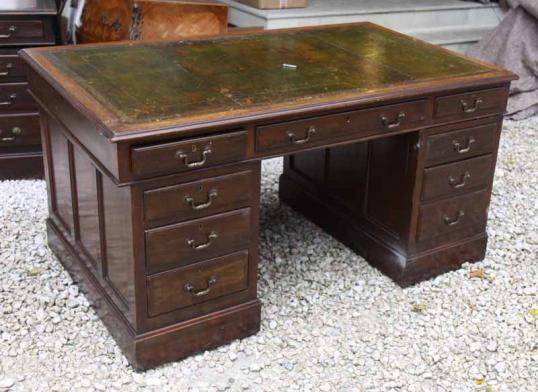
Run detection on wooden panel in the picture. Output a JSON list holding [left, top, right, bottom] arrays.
[[0, 54, 26, 83], [0, 82, 37, 112], [131, 131, 247, 178], [365, 132, 418, 241], [49, 118, 73, 232], [147, 251, 249, 317], [434, 87, 508, 120], [256, 100, 428, 154], [0, 151, 43, 179], [102, 173, 134, 307], [290, 148, 326, 187], [421, 154, 494, 201], [146, 208, 251, 274], [144, 169, 253, 225], [0, 113, 40, 146], [417, 189, 489, 242], [74, 148, 101, 266], [424, 123, 498, 166]]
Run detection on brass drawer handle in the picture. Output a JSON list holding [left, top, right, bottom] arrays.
[[184, 189, 218, 211], [453, 136, 475, 154], [444, 210, 465, 226], [380, 112, 406, 129], [288, 126, 316, 145], [0, 26, 16, 39], [0, 93, 16, 106], [187, 231, 218, 250], [185, 276, 217, 297], [0, 62, 13, 76], [175, 146, 212, 168], [460, 98, 483, 113], [448, 171, 471, 189], [0, 126, 21, 143]]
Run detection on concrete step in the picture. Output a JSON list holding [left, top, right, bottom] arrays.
[[222, 0, 505, 51], [222, 0, 505, 30], [405, 24, 497, 52]]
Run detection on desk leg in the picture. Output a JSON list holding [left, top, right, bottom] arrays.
[[279, 130, 491, 287]]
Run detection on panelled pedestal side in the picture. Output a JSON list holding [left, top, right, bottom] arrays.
[[41, 111, 262, 369], [279, 86, 508, 287], [0, 1, 58, 179]]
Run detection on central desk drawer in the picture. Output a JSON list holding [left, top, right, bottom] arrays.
[[147, 250, 249, 317], [0, 54, 26, 83], [0, 83, 36, 112], [424, 123, 498, 166], [144, 170, 253, 224], [145, 208, 251, 274], [417, 190, 489, 242], [131, 131, 247, 177], [256, 100, 428, 154], [421, 154, 494, 201]]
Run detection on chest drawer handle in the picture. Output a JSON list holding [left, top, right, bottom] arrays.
[[0, 63, 13, 76], [380, 112, 406, 129], [461, 98, 483, 113], [0, 26, 16, 39], [453, 136, 475, 154], [184, 189, 218, 210], [443, 210, 465, 226], [448, 172, 471, 189], [0, 93, 16, 106], [187, 231, 218, 250], [288, 126, 316, 145], [175, 146, 212, 168], [185, 276, 217, 297]]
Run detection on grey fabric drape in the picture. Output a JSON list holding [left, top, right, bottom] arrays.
[[467, 0, 538, 119]]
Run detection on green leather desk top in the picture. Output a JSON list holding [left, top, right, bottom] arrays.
[[22, 23, 513, 137]]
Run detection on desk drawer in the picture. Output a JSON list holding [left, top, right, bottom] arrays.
[[421, 154, 494, 201], [434, 87, 508, 120], [131, 131, 247, 177], [417, 190, 489, 242], [146, 208, 251, 274], [0, 83, 36, 112], [144, 170, 253, 225], [424, 123, 498, 166], [0, 55, 26, 83], [256, 100, 428, 154], [0, 113, 40, 146], [0, 20, 45, 44], [147, 251, 249, 317]]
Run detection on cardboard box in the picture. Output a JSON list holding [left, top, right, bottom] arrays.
[[235, 0, 307, 9]]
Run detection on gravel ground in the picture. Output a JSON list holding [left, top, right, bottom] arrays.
[[0, 117, 537, 392]]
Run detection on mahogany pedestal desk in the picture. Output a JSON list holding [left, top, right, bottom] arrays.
[[21, 23, 516, 369]]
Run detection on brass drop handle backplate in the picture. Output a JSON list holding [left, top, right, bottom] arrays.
[[444, 210, 465, 226], [175, 146, 212, 168], [453, 136, 475, 154], [187, 231, 218, 250], [380, 112, 406, 129], [185, 276, 217, 297], [288, 126, 316, 145], [0, 62, 13, 76], [448, 171, 471, 189], [184, 189, 218, 211], [0, 26, 16, 39], [461, 98, 483, 113]]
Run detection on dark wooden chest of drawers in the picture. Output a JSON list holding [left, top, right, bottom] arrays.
[[0, 0, 58, 180], [21, 23, 516, 369]]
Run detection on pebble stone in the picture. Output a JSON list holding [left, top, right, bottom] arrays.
[[0, 117, 537, 391]]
